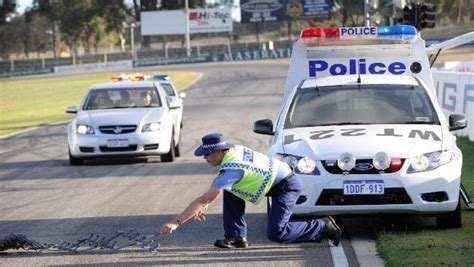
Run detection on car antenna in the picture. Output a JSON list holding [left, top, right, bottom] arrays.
[[356, 59, 362, 91], [357, 59, 361, 85]]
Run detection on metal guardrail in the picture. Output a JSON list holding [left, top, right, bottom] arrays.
[[461, 183, 474, 210]]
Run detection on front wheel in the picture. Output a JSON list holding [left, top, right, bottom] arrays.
[[161, 137, 175, 162], [174, 136, 181, 157], [436, 197, 462, 229], [69, 149, 84, 166]]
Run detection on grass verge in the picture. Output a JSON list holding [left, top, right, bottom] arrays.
[[376, 136, 474, 266], [0, 70, 200, 137]]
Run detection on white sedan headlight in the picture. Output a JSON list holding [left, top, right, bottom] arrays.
[[407, 150, 453, 173], [337, 152, 356, 171], [76, 124, 94, 134], [142, 122, 162, 132], [276, 154, 319, 175]]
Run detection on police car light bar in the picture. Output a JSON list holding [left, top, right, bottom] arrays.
[[300, 26, 417, 47], [110, 73, 145, 82]]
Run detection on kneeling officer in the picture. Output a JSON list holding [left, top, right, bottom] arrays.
[[160, 133, 342, 248]]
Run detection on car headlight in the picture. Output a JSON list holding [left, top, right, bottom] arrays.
[[373, 152, 391, 170], [276, 154, 319, 175], [142, 122, 162, 132], [337, 152, 356, 171], [407, 150, 453, 173], [76, 124, 94, 135]]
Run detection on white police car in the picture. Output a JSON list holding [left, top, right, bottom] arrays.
[[66, 74, 182, 165], [148, 74, 186, 129], [254, 26, 468, 229]]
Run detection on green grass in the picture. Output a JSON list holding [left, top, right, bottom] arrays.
[[0, 71, 200, 137], [377, 136, 474, 266]]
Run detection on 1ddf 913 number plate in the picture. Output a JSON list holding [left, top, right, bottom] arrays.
[[343, 180, 384, 195]]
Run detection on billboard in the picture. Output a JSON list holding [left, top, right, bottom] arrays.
[[141, 8, 232, 35], [240, 0, 332, 23]]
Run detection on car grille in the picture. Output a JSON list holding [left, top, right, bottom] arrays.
[[322, 159, 405, 174], [99, 125, 137, 134], [315, 188, 412, 205], [99, 145, 138, 152]]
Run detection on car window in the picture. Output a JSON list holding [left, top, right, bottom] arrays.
[[83, 87, 162, 110], [161, 84, 176, 97], [284, 84, 439, 128]]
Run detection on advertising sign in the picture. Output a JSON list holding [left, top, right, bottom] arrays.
[[240, 0, 332, 23], [240, 0, 286, 23], [141, 8, 232, 35]]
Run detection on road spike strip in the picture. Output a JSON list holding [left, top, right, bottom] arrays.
[[0, 230, 161, 253]]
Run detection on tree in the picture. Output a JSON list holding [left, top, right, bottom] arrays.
[[34, 0, 65, 58], [0, 0, 15, 25]]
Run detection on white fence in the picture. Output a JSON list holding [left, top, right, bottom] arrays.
[[433, 62, 474, 141]]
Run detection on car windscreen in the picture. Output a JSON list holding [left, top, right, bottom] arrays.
[[284, 84, 440, 128], [83, 87, 162, 110]]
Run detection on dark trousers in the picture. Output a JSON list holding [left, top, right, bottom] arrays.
[[223, 176, 324, 243]]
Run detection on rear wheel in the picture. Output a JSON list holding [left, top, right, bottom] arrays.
[[69, 149, 84, 166], [436, 197, 462, 229], [161, 137, 175, 162]]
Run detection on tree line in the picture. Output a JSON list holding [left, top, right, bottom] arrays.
[[0, 0, 471, 60]]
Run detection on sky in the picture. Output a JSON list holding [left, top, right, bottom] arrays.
[[16, 0, 33, 14]]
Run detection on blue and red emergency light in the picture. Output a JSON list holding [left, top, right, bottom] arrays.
[[300, 25, 417, 46]]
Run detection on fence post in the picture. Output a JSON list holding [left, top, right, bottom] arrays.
[[197, 44, 200, 56], [165, 44, 168, 59], [104, 53, 108, 64], [41, 56, 45, 69], [10, 59, 14, 71]]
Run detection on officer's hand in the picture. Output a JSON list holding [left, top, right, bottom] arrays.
[[160, 221, 179, 235], [194, 210, 207, 221], [194, 204, 208, 221]]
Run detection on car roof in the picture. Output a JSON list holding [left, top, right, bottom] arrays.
[[91, 81, 158, 90], [300, 74, 419, 89]]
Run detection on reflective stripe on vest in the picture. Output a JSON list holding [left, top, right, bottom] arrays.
[[219, 145, 276, 205]]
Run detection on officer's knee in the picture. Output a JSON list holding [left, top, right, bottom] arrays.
[[267, 228, 286, 243]]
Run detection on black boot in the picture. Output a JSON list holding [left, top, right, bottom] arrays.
[[321, 216, 342, 246], [214, 237, 249, 249]]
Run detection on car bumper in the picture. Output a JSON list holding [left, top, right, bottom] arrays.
[[68, 131, 171, 158], [292, 159, 461, 216]]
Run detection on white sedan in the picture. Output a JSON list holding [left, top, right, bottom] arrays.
[[66, 80, 182, 165]]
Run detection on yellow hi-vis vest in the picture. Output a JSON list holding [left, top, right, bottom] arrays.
[[218, 145, 277, 205]]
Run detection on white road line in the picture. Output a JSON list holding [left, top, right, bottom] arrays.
[[330, 240, 349, 267]]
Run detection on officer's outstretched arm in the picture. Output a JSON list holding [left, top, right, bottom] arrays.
[[160, 188, 223, 235]]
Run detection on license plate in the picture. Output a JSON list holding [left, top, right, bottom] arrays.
[[343, 180, 384, 195], [107, 139, 129, 148]]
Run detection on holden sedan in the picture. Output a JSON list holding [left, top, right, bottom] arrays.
[[66, 80, 182, 165]]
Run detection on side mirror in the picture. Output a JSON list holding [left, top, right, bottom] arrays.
[[168, 97, 180, 110], [449, 114, 467, 131], [179, 92, 186, 99], [66, 106, 78, 114], [253, 119, 274, 135]]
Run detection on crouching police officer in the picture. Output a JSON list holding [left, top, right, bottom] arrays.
[[160, 133, 342, 248]]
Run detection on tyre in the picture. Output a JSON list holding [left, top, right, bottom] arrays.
[[69, 149, 84, 166], [436, 197, 462, 229], [161, 138, 175, 162], [174, 137, 181, 157]]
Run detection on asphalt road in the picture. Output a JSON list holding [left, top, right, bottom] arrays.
[[0, 60, 370, 266]]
